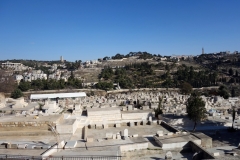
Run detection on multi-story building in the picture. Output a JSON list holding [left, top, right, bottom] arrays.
[[1, 61, 28, 71]]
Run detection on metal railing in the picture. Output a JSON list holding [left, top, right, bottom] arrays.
[[0, 155, 122, 160], [47, 156, 122, 160], [0, 155, 42, 160]]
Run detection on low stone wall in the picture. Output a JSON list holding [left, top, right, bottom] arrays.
[[121, 149, 164, 159], [119, 142, 148, 152], [107, 88, 180, 94], [22, 89, 107, 97], [160, 121, 179, 133], [121, 112, 152, 120], [0, 121, 54, 127]]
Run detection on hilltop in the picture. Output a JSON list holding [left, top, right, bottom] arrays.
[[0, 51, 240, 97]]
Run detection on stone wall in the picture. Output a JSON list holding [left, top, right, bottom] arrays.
[[160, 121, 179, 133], [0, 121, 54, 130], [189, 141, 215, 159], [119, 142, 148, 152]]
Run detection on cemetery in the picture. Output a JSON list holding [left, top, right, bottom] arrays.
[[0, 90, 239, 159]]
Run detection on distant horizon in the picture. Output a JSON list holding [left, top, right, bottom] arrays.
[[1, 0, 240, 61], [0, 49, 238, 62]]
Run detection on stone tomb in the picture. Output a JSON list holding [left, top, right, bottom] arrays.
[[87, 107, 121, 124], [154, 133, 201, 150]]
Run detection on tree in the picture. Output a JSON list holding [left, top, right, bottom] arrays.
[[95, 81, 113, 91], [186, 92, 207, 132], [180, 82, 193, 95], [229, 68, 233, 76], [18, 81, 31, 91], [154, 97, 163, 117], [218, 85, 229, 99], [232, 108, 236, 130], [11, 88, 23, 99], [103, 56, 110, 60], [235, 70, 239, 77], [231, 88, 236, 97]]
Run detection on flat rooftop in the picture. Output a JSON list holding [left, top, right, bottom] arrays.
[[85, 125, 170, 141], [30, 92, 86, 99], [59, 119, 76, 125]]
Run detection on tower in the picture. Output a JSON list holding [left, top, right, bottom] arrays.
[[60, 56, 64, 62], [202, 48, 204, 54]]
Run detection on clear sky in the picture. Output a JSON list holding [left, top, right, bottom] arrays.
[[0, 0, 240, 61]]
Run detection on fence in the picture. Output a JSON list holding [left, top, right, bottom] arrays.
[[0, 155, 122, 160], [0, 155, 42, 160]]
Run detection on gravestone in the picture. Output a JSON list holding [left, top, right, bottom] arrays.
[[103, 123, 108, 129], [165, 151, 172, 159], [149, 116, 152, 122], [116, 133, 121, 140], [157, 130, 163, 137], [124, 129, 128, 137], [129, 121, 135, 127], [142, 120, 146, 126], [115, 123, 121, 128], [128, 105, 133, 111], [149, 116, 152, 125]]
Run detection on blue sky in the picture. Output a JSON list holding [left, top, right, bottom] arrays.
[[0, 0, 240, 61]]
